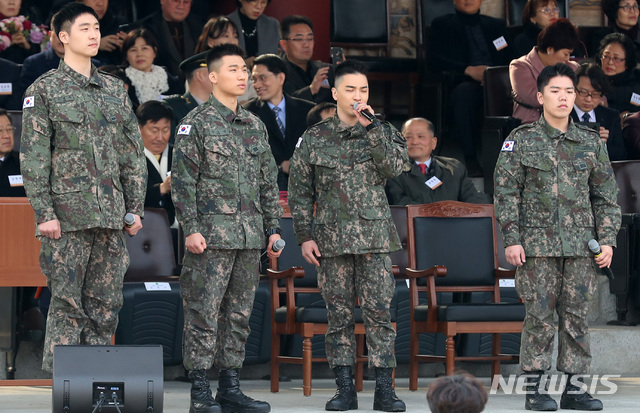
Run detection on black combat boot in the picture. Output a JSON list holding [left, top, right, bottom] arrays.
[[215, 369, 270, 413], [188, 369, 222, 413], [325, 366, 358, 411], [524, 371, 558, 411], [373, 368, 406, 412], [560, 374, 603, 411]]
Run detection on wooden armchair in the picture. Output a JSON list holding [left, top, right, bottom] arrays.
[[405, 201, 525, 389]]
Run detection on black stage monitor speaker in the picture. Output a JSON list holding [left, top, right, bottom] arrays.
[[53, 345, 164, 413]]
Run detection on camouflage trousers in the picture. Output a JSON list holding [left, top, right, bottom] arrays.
[[180, 248, 260, 371], [516, 257, 597, 374], [38, 228, 129, 373], [317, 253, 396, 368]]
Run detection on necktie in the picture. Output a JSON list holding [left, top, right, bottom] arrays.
[[582, 112, 590, 122], [418, 163, 427, 175], [273, 106, 285, 137]]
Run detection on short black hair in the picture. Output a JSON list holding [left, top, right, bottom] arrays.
[[0, 108, 12, 125], [135, 101, 174, 125], [537, 62, 578, 92], [306, 102, 336, 127], [206, 43, 246, 71], [234, 0, 272, 8], [537, 18, 579, 53], [253, 53, 287, 76], [51, 2, 98, 37], [427, 373, 488, 413], [597, 32, 637, 71], [334, 60, 368, 86], [280, 15, 314, 39], [575, 62, 610, 94], [601, 0, 626, 24]]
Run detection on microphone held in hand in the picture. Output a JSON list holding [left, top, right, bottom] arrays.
[[353, 102, 377, 122], [588, 239, 614, 281], [124, 213, 136, 228], [272, 238, 286, 252]]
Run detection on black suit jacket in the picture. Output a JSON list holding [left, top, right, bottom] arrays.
[[571, 106, 627, 161], [0, 58, 23, 110], [427, 12, 515, 75], [243, 94, 315, 190], [144, 148, 175, 224], [0, 150, 27, 197]]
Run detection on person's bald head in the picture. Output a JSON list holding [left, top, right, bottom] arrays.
[[402, 118, 437, 163]]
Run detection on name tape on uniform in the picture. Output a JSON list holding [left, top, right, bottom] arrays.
[[0, 83, 12, 95], [178, 124, 191, 135], [8, 175, 23, 187], [501, 140, 515, 151], [493, 36, 508, 51], [23, 96, 34, 109], [425, 176, 443, 190], [631, 93, 640, 107]]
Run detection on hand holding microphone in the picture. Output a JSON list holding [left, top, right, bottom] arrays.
[[588, 239, 614, 281], [123, 213, 142, 237], [353, 102, 377, 123]]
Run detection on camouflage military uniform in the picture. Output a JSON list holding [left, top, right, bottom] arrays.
[[288, 116, 409, 368], [171, 94, 281, 371], [163, 91, 200, 144], [494, 116, 621, 374], [20, 60, 146, 372]]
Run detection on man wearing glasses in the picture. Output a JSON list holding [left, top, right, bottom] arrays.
[[280, 15, 334, 104], [571, 62, 627, 161]]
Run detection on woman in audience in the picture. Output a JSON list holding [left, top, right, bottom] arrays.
[[510, 18, 580, 124], [194, 16, 240, 54], [121, 28, 182, 109], [514, 0, 560, 57], [226, 0, 279, 66], [597, 32, 640, 116], [590, 0, 640, 56], [0, 0, 44, 64]]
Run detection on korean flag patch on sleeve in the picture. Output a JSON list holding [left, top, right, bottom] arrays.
[[23, 96, 35, 109], [501, 140, 515, 152], [178, 124, 192, 135]]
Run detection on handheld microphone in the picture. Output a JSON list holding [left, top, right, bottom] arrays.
[[124, 213, 136, 228], [272, 238, 286, 252], [353, 102, 377, 123], [588, 239, 614, 281]]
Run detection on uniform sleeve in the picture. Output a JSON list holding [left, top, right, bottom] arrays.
[[493, 134, 525, 247], [20, 84, 56, 224], [288, 131, 315, 244], [367, 122, 409, 180], [119, 93, 147, 216], [171, 121, 201, 236], [589, 142, 622, 246], [258, 122, 283, 231]]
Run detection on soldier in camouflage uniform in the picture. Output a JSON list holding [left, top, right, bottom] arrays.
[[19, 3, 146, 374], [494, 63, 621, 411], [171, 44, 282, 413], [288, 60, 409, 412]]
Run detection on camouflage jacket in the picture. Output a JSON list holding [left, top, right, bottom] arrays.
[[20, 60, 146, 233], [288, 116, 409, 257], [171, 94, 281, 249], [494, 116, 621, 257]]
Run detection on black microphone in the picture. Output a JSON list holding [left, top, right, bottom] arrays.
[[353, 102, 377, 123], [588, 239, 614, 281], [272, 238, 286, 252], [124, 213, 136, 228]]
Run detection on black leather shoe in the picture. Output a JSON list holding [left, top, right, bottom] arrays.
[[523, 371, 558, 411], [215, 369, 270, 413], [189, 369, 222, 413], [373, 368, 406, 412], [560, 375, 603, 411], [326, 366, 358, 411]]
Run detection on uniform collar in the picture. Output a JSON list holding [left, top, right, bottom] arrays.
[[537, 115, 584, 142], [207, 94, 253, 124], [58, 59, 103, 88]]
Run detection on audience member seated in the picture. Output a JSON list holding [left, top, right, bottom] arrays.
[[79, 0, 128, 66], [514, 0, 560, 57], [0, 108, 25, 197], [426, 373, 488, 413], [135, 0, 204, 76], [510, 18, 580, 124], [427, 0, 517, 176], [0, 0, 44, 63], [386, 117, 489, 205], [122, 28, 183, 108], [306, 101, 336, 127], [194, 16, 239, 54], [280, 15, 333, 104], [589, 0, 640, 57], [597, 32, 640, 116], [226, 0, 279, 67], [0, 57, 23, 110], [243, 53, 315, 191], [136, 100, 176, 225], [571, 62, 627, 161]]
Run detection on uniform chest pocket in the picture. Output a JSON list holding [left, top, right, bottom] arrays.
[[310, 151, 339, 189], [50, 101, 85, 150], [203, 138, 234, 178], [521, 151, 554, 193]]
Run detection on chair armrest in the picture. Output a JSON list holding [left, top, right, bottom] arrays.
[[266, 267, 305, 280], [496, 267, 516, 279], [406, 265, 447, 278]]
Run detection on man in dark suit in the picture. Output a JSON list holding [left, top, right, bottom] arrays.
[[244, 53, 315, 191], [135, 0, 204, 76], [0, 58, 23, 111], [427, 0, 515, 176], [386, 117, 488, 205], [571, 63, 627, 161], [0, 109, 26, 197]]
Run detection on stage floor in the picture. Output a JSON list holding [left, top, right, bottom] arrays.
[[2, 376, 640, 412]]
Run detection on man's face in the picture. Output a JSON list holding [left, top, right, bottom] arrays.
[[453, 0, 482, 15], [209, 55, 248, 98], [575, 76, 603, 113], [332, 73, 369, 120], [82, 0, 108, 20], [0, 115, 15, 158], [403, 119, 437, 163], [160, 0, 191, 23], [280, 24, 314, 65], [58, 13, 101, 58], [537, 75, 576, 121], [252, 64, 285, 105], [140, 118, 171, 155]]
